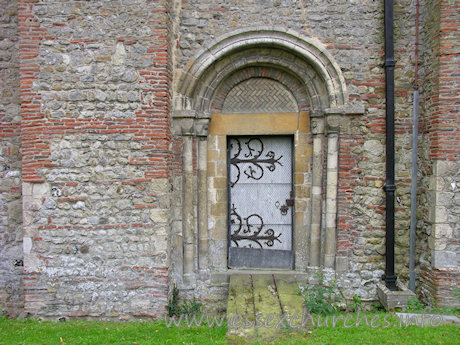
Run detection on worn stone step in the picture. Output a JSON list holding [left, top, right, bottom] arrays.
[[274, 274, 306, 326], [252, 274, 283, 342], [226, 274, 256, 343], [226, 273, 306, 343]]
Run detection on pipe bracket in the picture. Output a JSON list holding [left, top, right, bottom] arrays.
[[383, 184, 396, 192]]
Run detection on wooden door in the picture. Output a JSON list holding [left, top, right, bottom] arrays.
[[227, 136, 294, 269]]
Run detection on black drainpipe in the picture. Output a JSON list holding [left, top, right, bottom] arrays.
[[383, 0, 398, 291]]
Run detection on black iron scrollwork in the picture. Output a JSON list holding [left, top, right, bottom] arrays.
[[229, 137, 283, 187], [275, 192, 294, 216], [230, 204, 282, 248]]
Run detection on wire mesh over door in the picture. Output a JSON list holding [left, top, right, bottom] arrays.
[[227, 136, 294, 269]]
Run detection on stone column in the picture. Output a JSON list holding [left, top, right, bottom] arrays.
[[323, 106, 364, 271], [206, 134, 228, 271], [171, 110, 196, 283], [197, 137, 208, 271], [172, 113, 210, 283], [309, 118, 324, 266], [182, 136, 195, 283], [324, 132, 338, 268]]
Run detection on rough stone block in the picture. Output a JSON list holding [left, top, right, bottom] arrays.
[[434, 206, 449, 223], [150, 178, 170, 196], [432, 251, 457, 268], [377, 281, 415, 311], [335, 256, 349, 272], [363, 140, 384, 157], [429, 236, 447, 251], [32, 183, 50, 197], [149, 209, 169, 223], [433, 223, 453, 239]]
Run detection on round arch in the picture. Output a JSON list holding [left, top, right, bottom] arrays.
[[175, 27, 349, 115]]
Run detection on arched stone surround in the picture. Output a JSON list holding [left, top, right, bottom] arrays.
[[171, 28, 364, 290], [175, 27, 348, 113]]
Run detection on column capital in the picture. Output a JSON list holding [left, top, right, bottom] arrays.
[[325, 114, 341, 134], [171, 117, 210, 137], [324, 104, 365, 134], [311, 118, 325, 135]]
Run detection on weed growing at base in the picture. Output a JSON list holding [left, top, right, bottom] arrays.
[[298, 271, 342, 315], [165, 284, 202, 317]]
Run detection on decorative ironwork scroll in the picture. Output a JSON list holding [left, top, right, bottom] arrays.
[[230, 204, 282, 248], [229, 137, 283, 187]]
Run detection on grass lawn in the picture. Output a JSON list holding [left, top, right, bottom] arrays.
[[0, 313, 459, 344], [270, 320, 460, 345], [0, 317, 226, 345]]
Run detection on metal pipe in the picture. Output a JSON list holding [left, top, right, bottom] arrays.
[[409, 0, 420, 293], [414, 0, 420, 91], [383, 0, 397, 291]]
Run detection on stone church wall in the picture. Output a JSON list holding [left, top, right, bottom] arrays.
[[171, 0, 426, 305], [0, 0, 23, 317], [0, 0, 457, 318], [16, 0, 173, 319], [417, 0, 460, 307]]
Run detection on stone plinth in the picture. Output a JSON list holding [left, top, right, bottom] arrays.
[[377, 280, 415, 311]]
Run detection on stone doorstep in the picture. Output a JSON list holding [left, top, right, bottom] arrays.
[[212, 269, 309, 283], [226, 273, 306, 344], [215, 269, 308, 275]]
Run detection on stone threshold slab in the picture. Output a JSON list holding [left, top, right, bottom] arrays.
[[226, 273, 305, 344]]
